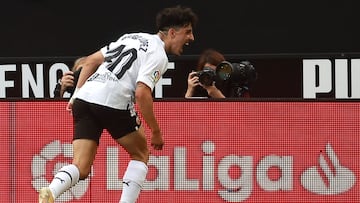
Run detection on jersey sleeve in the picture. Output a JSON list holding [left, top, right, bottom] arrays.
[[100, 39, 121, 58], [136, 50, 168, 92]]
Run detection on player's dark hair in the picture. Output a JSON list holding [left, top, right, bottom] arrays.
[[156, 5, 198, 31]]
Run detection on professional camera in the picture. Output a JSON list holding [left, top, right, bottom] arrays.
[[196, 67, 216, 86], [216, 60, 257, 87], [65, 67, 82, 93], [216, 60, 257, 97]]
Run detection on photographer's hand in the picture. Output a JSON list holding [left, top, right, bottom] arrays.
[[185, 71, 200, 98], [201, 82, 225, 98], [60, 71, 75, 97]]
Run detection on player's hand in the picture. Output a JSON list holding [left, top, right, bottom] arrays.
[[151, 130, 164, 150], [66, 88, 79, 114], [66, 101, 73, 114]]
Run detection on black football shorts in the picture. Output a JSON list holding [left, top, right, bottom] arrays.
[[72, 98, 141, 145]]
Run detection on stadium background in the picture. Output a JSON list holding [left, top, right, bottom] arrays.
[[0, 0, 359, 202], [1, 0, 360, 57]]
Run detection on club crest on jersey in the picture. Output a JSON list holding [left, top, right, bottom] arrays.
[[151, 70, 161, 83]]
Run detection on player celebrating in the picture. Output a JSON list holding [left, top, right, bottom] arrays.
[[39, 5, 198, 203]]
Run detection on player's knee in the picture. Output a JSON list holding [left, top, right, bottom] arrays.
[[131, 148, 150, 163]]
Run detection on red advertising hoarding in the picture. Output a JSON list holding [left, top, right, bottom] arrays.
[[0, 101, 359, 202], [0, 102, 10, 202]]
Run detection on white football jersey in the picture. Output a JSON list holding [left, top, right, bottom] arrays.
[[76, 33, 168, 110]]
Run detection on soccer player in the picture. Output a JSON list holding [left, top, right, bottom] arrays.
[[39, 5, 198, 203]]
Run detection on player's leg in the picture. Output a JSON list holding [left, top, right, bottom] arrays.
[[116, 126, 149, 203], [72, 139, 98, 179], [39, 99, 101, 203], [39, 139, 98, 203]]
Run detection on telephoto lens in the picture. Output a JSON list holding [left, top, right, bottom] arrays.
[[216, 61, 257, 87]]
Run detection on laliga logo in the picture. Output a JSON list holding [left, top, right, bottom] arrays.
[[31, 140, 356, 202], [301, 143, 356, 194], [31, 140, 92, 202]]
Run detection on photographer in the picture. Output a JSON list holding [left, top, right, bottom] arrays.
[[53, 56, 85, 97], [185, 49, 226, 98], [185, 49, 257, 99]]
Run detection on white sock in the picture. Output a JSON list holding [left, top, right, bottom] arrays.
[[119, 160, 148, 203], [49, 164, 80, 199]]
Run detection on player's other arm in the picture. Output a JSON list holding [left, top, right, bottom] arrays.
[[67, 51, 104, 111], [135, 82, 163, 150], [76, 51, 104, 88], [135, 82, 160, 132]]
